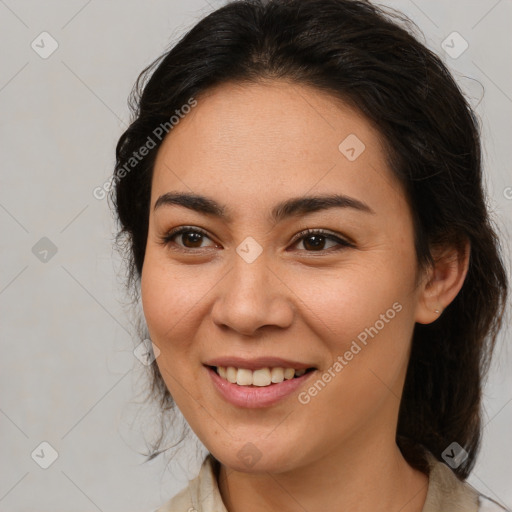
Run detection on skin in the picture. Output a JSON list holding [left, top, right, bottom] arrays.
[[140, 79, 470, 512]]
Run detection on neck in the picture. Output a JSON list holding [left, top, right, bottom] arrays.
[[217, 430, 429, 512]]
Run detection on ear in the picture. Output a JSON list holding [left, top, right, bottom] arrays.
[[415, 238, 470, 324]]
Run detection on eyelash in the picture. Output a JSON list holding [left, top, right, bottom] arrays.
[[158, 226, 354, 253]]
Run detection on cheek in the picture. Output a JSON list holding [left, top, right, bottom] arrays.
[[139, 249, 219, 394], [301, 254, 417, 401], [297, 302, 413, 446], [304, 252, 416, 343], [140, 249, 205, 345], [140, 260, 198, 390], [140, 263, 178, 342], [140, 256, 203, 404]]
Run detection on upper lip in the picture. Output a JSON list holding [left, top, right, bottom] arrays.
[[203, 356, 315, 371]]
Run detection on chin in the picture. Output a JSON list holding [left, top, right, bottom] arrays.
[[208, 437, 304, 474]]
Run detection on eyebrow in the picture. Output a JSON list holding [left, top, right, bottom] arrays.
[[153, 191, 375, 224]]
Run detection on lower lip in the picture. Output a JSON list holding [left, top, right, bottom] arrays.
[[205, 365, 315, 408]]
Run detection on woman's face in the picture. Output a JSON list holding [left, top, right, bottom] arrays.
[[141, 80, 429, 473]]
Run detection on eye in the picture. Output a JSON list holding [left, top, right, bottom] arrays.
[[158, 226, 217, 251], [158, 226, 354, 253], [289, 228, 354, 252]]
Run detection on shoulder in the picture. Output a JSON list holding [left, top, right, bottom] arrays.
[[477, 495, 511, 512], [154, 454, 227, 512], [422, 451, 510, 512], [154, 483, 197, 512], [153, 450, 511, 512]]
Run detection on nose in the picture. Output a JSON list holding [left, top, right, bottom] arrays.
[[210, 250, 294, 336]]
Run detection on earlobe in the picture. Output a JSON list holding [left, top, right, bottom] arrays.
[[414, 239, 470, 325]]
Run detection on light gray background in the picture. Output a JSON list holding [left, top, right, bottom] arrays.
[[1, 0, 511, 510]]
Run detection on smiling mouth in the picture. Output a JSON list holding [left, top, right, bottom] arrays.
[[207, 365, 316, 387]]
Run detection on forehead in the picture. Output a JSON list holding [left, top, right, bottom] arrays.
[[151, 79, 403, 217]]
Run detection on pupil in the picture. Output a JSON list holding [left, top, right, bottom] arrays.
[[184, 232, 202, 247], [305, 235, 324, 250]]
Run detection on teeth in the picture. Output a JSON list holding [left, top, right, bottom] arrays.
[[236, 368, 253, 386], [215, 366, 310, 387], [252, 368, 271, 387], [271, 367, 284, 383], [283, 368, 295, 380], [226, 366, 237, 383]]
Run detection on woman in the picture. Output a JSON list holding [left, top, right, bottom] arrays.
[[110, 0, 510, 510]]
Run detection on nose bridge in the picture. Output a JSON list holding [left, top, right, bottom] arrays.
[[233, 240, 271, 292], [228, 242, 274, 305], [211, 239, 293, 333]]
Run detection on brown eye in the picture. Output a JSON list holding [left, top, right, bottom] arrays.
[[159, 227, 353, 253], [178, 230, 205, 248], [160, 227, 216, 250], [290, 229, 353, 252], [299, 233, 334, 251]]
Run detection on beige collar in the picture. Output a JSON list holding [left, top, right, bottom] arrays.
[[421, 451, 479, 512], [157, 451, 483, 512]]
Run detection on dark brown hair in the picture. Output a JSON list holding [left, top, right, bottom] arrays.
[[110, 0, 509, 479]]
